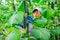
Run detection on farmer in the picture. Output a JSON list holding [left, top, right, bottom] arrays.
[[28, 8, 43, 31], [32, 7, 47, 27], [18, 7, 47, 31]]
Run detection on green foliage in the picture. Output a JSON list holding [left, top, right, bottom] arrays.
[[49, 0, 56, 2], [33, 0, 40, 3], [0, 0, 60, 40], [28, 37, 36, 40], [42, 8, 55, 20], [1, 5, 8, 11], [9, 11, 24, 25], [33, 16, 47, 27], [5, 23, 11, 28], [6, 29, 20, 40], [32, 28, 50, 40], [18, 1, 24, 12], [50, 27, 60, 35]]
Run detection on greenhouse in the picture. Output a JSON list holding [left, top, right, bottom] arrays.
[[0, 0, 60, 40]]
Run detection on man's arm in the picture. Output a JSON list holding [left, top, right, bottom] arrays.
[[17, 16, 34, 28]]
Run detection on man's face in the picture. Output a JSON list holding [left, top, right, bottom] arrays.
[[33, 11, 41, 18]]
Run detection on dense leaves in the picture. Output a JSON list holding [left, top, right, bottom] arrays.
[[0, 0, 60, 40], [5, 29, 20, 40], [9, 11, 24, 25], [50, 27, 60, 35], [33, 16, 47, 27], [32, 28, 50, 40], [42, 8, 55, 20], [18, 1, 24, 12]]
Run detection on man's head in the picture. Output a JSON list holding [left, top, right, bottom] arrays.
[[33, 9, 41, 18]]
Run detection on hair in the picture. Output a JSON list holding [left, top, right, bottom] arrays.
[[33, 9, 38, 13]]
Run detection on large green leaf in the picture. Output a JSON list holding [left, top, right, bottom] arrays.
[[6, 29, 20, 40], [32, 28, 50, 40], [42, 9, 54, 20], [18, 1, 24, 12], [9, 11, 24, 25], [33, 16, 47, 27], [50, 27, 60, 35]]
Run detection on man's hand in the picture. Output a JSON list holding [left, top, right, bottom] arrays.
[[26, 16, 34, 23], [17, 16, 34, 28]]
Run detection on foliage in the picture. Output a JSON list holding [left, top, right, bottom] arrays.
[[32, 27, 50, 40], [50, 27, 60, 35], [5, 29, 20, 40], [33, 16, 47, 27], [9, 11, 24, 25], [0, 0, 60, 40]]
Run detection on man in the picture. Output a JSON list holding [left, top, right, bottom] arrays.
[[19, 8, 47, 31], [28, 8, 42, 31], [32, 8, 47, 28], [33, 9, 41, 18]]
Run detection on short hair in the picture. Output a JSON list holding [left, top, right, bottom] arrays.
[[33, 9, 38, 13]]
